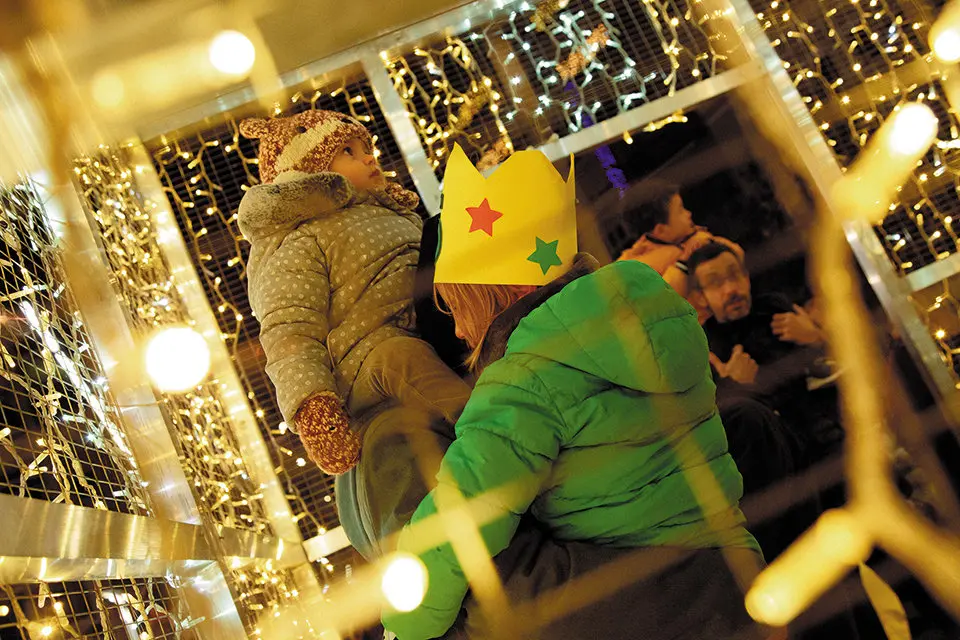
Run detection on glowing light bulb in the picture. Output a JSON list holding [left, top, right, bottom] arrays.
[[0, 605, 9, 616], [932, 4, 960, 63], [145, 327, 211, 391], [208, 31, 256, 76], [381, 553, 428, 612], [934, 30, 960, 61], [40, 626, 54, 637], [888, 103, 938, 156], [833, 102, 938, 222], [90, 71, 126, 109], [746, 510, 871, 627]]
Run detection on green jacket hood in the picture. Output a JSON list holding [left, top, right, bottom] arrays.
[[478, 255, 707, 394]]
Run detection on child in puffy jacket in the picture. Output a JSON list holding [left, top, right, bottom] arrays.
[[237, 110, 470, 557]]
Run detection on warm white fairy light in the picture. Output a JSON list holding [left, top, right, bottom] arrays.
[[208, 31, 256, 76], [381, 554, 428, 613], [75, 149, 330, 635], [145, 326, 211, 391]]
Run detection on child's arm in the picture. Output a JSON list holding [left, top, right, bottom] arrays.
[[257, 241, 359, 474], [382, 368, 565, 639], [619, 243, 684, 275]]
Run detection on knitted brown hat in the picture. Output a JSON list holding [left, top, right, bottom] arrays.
[[239, 110, 372, 184]]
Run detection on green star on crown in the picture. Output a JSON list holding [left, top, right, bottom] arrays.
[[527, 237, 562, 275]]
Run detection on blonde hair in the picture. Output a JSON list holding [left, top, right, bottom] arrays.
[[434, 282, 533, 371]]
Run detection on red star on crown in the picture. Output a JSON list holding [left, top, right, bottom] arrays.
[[466, 198, 504, 237]]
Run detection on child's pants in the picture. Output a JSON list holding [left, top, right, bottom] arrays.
[[336, 335, 471, 559]]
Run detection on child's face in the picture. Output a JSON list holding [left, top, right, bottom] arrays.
[[663, 194, 695, 240], [329, 137, 386, 192]]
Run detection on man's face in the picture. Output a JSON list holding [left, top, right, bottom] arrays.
[[693, 252, 752, 322]]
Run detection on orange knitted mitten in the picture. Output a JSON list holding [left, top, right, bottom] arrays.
[[295, 393, 360, 475]]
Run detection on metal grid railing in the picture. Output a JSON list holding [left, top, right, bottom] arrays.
[[0, 179, 150, 516], [0, 577, 198, 639], [75, 150, 275, 536], [383, 0, 739, 175], [748, 0, 958, 274]]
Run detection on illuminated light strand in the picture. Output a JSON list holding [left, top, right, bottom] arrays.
[[757, 0, 960, 380], [384, 36, 514, 171], [385, 0, 717, 174], [75, 148, 328, 635]]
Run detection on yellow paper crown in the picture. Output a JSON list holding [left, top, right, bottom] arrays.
[[435, 144, 577, 285]]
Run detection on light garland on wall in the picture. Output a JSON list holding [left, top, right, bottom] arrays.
[[754, 0, 960, 381], [0, 180, 212, 639], [383, 35, 515, 171], [0, 178, 150, 514], [74, 148, 326, 636], [1, 577, 201, 640], [382, 0, 720, 175], [755, 0, 959, 274]]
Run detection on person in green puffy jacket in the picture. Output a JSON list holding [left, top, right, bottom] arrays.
[[382, 147, 765, 640]]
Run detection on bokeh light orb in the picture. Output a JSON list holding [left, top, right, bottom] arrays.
[[381, 553, 428, 613], [145, 327, 211, 392]]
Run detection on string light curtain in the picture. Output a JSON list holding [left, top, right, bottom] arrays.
[[0, 180, 150, 515], [74, 148, 324, 634], [147, 75, 411, 576], [382, 0, 738, 174], [749, 0, 954, 274], [0, 179, 202, 638], [748, 0, 960, 385], [76, 150, 276, 535]]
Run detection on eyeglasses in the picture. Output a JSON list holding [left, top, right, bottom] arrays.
[[698, 267, 747, 291]]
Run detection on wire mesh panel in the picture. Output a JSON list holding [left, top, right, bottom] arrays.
[[748, 0, 957, 275], [146, 72, 402, 563], [75, 150, 275, 536], [911, 273, 960, 380], [384, 0, 741, 175], [0, 179, 150, 515], [0, 577, 199, 639], [73, 149, 330, 635]]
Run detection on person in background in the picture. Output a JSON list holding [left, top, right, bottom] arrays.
[[686, 242, 839, 468], [618, 181, 744, 323]]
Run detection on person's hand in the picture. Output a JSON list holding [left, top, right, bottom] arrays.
[[681, 231, 714, 259], [295, 393, 361, 475], [772, 304, 825, 346], [709, 345, 758, 384]]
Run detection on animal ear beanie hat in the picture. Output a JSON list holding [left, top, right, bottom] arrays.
[[240, 110, 420, 209], [239, 110, 372, 184]]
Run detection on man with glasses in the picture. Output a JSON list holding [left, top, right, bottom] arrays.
[[686, 242, 843, 558], [687, 242, 840, 467]]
